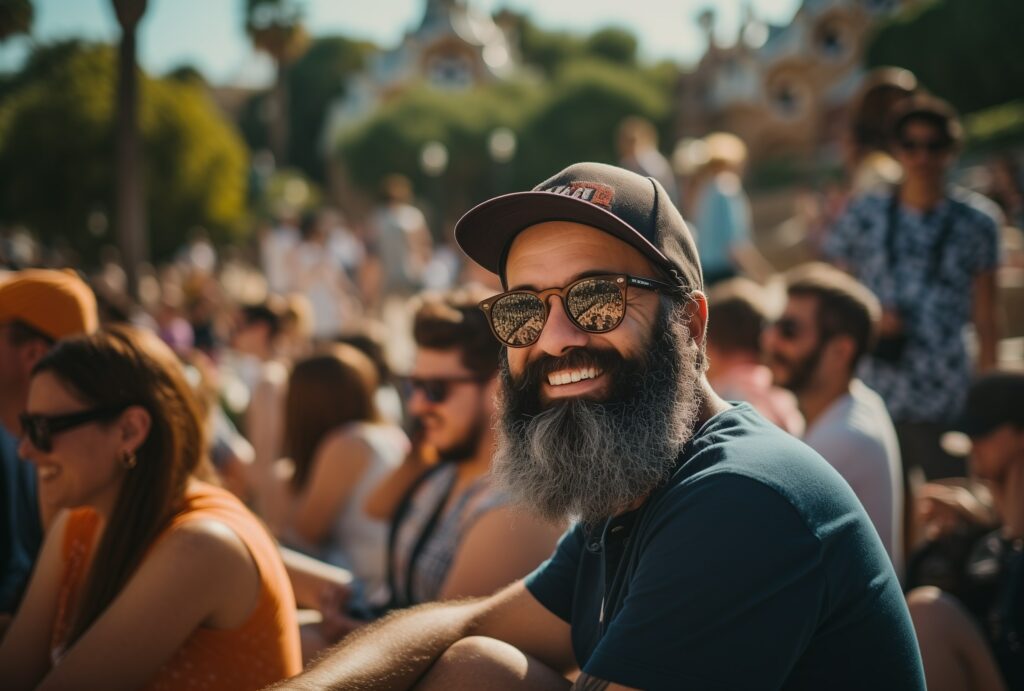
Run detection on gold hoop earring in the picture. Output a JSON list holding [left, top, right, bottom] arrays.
[[121, 451, 138, 470]]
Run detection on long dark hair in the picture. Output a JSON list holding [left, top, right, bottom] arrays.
[[284, 344, 380, 491], [32, 326, 212, 645]]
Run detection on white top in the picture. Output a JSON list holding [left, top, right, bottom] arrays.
[[321, 422, 409, 606], [803, 379, 904, 577]]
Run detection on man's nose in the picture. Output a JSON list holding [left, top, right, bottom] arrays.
[[532, 296, 589, 357]]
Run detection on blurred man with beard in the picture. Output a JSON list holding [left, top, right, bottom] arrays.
[[763, 263, 904, 573], [362, 286, 560, 612], [275, 164, 924, 691]]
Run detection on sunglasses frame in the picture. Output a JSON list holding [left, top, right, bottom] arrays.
[[897, 137, 951, 155], [480, 273, 685, 348], [20, 405, 131, 453], [403, 375, 490, 404]]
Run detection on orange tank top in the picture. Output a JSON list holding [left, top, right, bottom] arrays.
[[51, 481, 302, 690]]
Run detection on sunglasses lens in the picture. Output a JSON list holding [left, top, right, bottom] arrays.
[[423, 381, 447, 404], [566, 278, 624, 333], [23, 417, 50, 452], [490, 292, 547, 347]]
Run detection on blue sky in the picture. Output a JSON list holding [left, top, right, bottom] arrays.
[[0, 0, 802, 86]]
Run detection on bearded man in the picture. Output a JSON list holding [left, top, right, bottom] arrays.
[[274, 163, 925, 691]]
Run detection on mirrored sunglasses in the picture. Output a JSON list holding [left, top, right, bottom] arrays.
[[479, 274, 684, 348]]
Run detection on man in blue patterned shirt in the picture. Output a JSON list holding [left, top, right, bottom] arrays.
[[824, 95, 1001, 481]]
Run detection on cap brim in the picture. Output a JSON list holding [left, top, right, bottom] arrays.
[[454, 191, 674, 283]]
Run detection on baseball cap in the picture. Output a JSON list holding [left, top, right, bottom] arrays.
[[0, 269, 99, 340], [941, 371, 1024, 456], [454, 162, 703, 292]]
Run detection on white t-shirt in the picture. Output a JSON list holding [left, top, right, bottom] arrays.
[[803, 379, 904, 577]]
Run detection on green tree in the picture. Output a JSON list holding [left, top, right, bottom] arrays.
[[244, 0, 307, 166], [0, 42, 249, 262], [867, 0, 1024, 115], [240, 35, 374, 182], [584, 27, 638, 66]]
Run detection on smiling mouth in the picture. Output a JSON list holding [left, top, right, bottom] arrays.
[[546, 367, 603, 387]]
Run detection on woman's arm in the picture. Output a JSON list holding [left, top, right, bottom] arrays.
[[286, 430, 371, 548], [0, 510, 70, 690], [35, 518, 260, 691]]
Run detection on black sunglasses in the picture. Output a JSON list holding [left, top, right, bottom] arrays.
[[479, 274, 685, 348], [898, 137, 950, 155], [403, 376, 489, 404], [20, 406, 130, 453], [771, 317, 805, 341]]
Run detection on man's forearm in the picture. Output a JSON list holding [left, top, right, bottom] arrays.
[[270, 599, 481, 691]]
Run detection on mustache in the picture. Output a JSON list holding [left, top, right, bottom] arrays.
[[509, 347, 626, 391]]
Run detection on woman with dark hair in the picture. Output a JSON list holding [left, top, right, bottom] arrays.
[[0, 326, 301, 690], [277, 344, 408, 612]]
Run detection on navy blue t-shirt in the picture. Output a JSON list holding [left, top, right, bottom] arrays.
[[0, 425, 42, 614], [525, 404, 925, 690]]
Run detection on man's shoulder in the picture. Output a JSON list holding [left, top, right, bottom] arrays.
[[662, 405, 851, 525], [948, 186, 1003, 227]]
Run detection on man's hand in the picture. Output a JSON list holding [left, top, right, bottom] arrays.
[[915, 482, 997, 543]]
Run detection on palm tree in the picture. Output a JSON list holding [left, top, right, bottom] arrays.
[[245, 0, 308, 167], [112, 0, 147, 297]]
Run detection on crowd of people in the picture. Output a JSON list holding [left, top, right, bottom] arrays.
[[0, 67, 1021, 690]]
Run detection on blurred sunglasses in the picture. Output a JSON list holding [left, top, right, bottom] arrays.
[[898, 137, 950, 155], [403, 376, 489, 404], [20, 406, 129, 453], [771, 317, 805, 341], [480, 274, 684, 348]]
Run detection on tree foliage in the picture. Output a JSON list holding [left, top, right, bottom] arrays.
[[0, 42, 249, 262], [239, 35, 374, 181], [866, 0, 1024, 115]]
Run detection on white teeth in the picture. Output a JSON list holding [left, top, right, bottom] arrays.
[[547, 368, 604, 386]]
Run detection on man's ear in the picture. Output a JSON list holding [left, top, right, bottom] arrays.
[[823, 334, 857, 375], [685, 291, 709, 346], [19, 339, 51, 377], [119, 405, 153, 455]]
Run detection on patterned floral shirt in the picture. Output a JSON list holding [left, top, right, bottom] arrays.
[[823, 187, 1001, 423]]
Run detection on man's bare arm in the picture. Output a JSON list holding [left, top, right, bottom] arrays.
[[269, 582, 574, 691]]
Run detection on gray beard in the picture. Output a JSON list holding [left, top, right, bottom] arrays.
[[493, 304, 703, 525]]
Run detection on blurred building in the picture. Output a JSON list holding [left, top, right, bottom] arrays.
[[675, 0, 909, 166], [324, 0, 518, 140]]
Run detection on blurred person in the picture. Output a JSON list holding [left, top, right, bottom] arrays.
[[288, 209, 361, 340], [365, 175, 434, 369], [363, 286, 561, 611], [365, 174, 434, 306], [335, 323, 405, 426], [988, 155, 1023, 230], [906, 372, 1024, 691], [277, 163, 924, 691], [616, 116, 679, 209], [0, 270, 97, 631], [0, 326, 301, 689], [705, 277, 804, 435], [230, 299, 292, 521], [276, 344, 409, 612], [763, 263, 904, 572], [261, 211, 300, 296], [825, 95, 1002, 482], [689, 132, 773, 286], [841, 67, 918, 199]]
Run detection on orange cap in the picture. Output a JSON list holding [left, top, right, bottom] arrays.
[[0, 269, 99, 340]]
